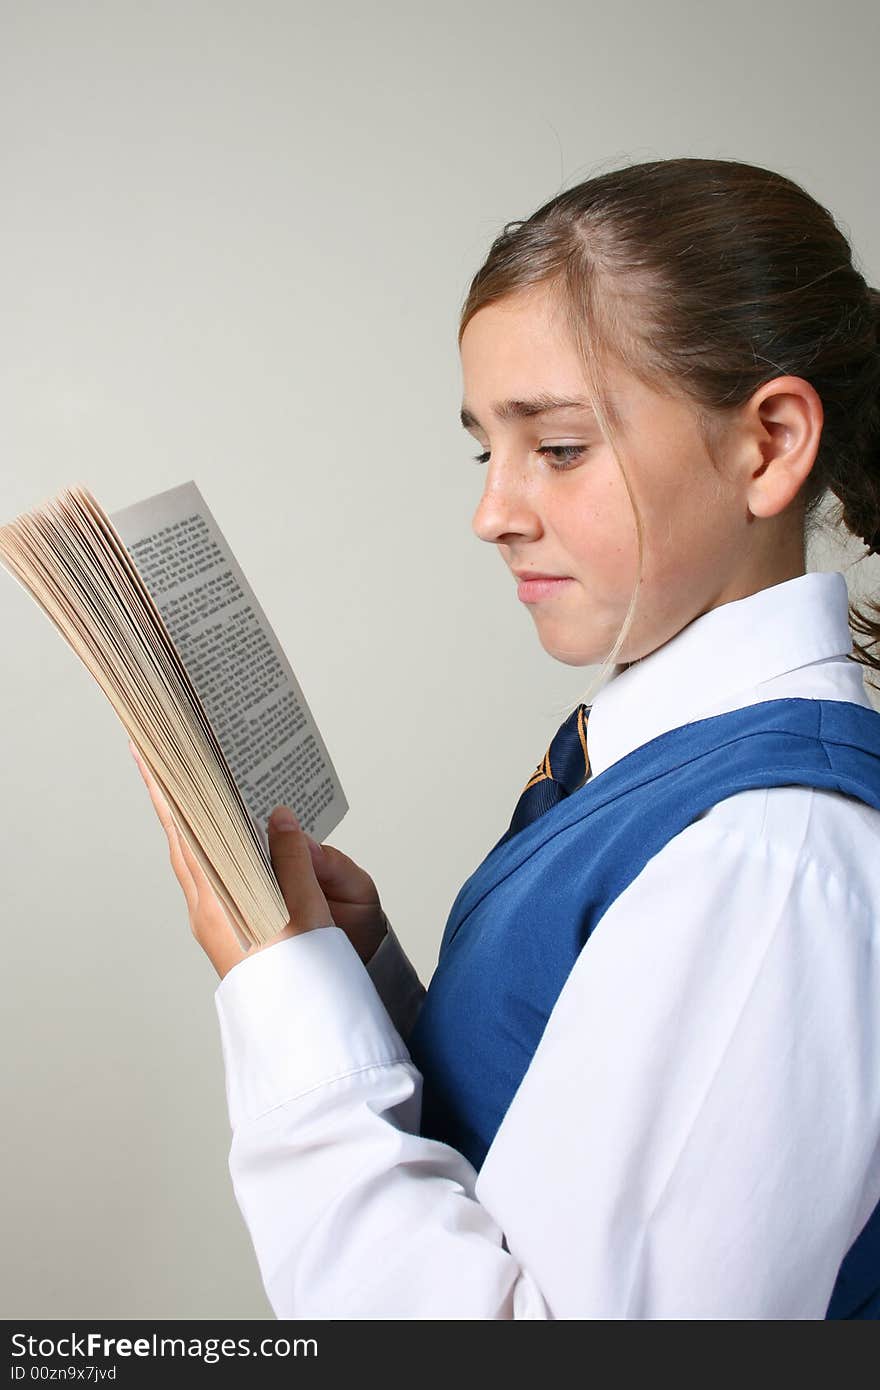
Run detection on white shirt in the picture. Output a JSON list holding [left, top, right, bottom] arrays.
[[214, 571, 880, 1319]]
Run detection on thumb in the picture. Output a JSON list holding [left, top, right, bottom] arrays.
[[267, 806, 334, 930]]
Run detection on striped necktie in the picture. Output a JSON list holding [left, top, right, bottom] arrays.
[[496, 703, 592, 847]]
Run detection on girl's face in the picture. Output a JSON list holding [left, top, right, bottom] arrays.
[[459, 283, 806, 667]]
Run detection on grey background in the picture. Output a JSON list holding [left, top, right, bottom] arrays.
[[1, 0, 878, 1319]]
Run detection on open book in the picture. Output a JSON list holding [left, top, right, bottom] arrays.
[[0, 481, 348, 949]]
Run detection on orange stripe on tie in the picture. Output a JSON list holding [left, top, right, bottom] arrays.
[[577, 705, 590, 777]]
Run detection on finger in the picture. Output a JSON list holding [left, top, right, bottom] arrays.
[[165, 816, 199, 917], [303, 834, 378, 906], [174, 832, 248, 978], [130, 740, 174, 834], [171, 817, 248, 971], [129, 742, 246, 979], [171, 811, 220, 909], [267, 806, 334, 931], [131, 742, 199, 908], [173, 819, 208, 893]]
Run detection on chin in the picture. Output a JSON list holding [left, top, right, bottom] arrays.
[[537, 631, 601, 667]]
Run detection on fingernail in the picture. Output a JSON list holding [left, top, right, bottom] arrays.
[[305, 833, 324, 861], [270, 806, 299, 831]]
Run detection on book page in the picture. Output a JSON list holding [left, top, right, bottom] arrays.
[[110, 481, 348, 852]]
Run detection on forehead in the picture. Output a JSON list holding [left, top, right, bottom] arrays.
[[460, 286, 571, 354], [460, 295, 589, 408], [458, 288, 663, 437]]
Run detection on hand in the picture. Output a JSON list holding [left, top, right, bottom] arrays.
[[299, 832, 389, 967], [130, 740, 335, 981]]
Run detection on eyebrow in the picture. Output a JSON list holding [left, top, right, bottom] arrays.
[[459, 394, 594, 430]]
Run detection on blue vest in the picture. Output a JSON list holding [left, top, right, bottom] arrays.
[[407, 697, 880, 1319]]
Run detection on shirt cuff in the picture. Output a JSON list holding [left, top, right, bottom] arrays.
[[365, 912, 427, 1044], [214, 925, 412, 1130]]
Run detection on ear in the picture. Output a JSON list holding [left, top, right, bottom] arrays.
[[742, 375, 823, 523]]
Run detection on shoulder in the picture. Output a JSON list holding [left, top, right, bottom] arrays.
[[586, 784, 880, 1047], [678, 782, 880, 926]]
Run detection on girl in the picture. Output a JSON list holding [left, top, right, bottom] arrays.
[[134, 155, 880, 1319]]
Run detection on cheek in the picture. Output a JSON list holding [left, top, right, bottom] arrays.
[[642, 464, 725, 566], [555, 468, 639, 573]]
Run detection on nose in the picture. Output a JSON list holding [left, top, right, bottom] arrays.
[[471, 454, 542, 547]]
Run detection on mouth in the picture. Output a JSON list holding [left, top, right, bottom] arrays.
[[515, 575, 574, 604], [511, 569, 570, 581]]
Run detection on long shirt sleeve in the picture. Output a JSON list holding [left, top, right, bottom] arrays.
[[213, 786, 880, 1319], [364, 912, 426, 1044]]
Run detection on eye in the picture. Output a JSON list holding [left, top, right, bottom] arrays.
[[471, 445, 587, 471], [538, 445, 587, 470]]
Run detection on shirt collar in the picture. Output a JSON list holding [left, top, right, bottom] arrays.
[[585, 571, 855, 779]]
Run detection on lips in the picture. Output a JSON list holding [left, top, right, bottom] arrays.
[[516, 575, 574, 604], [512, 571, 569, 580]]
